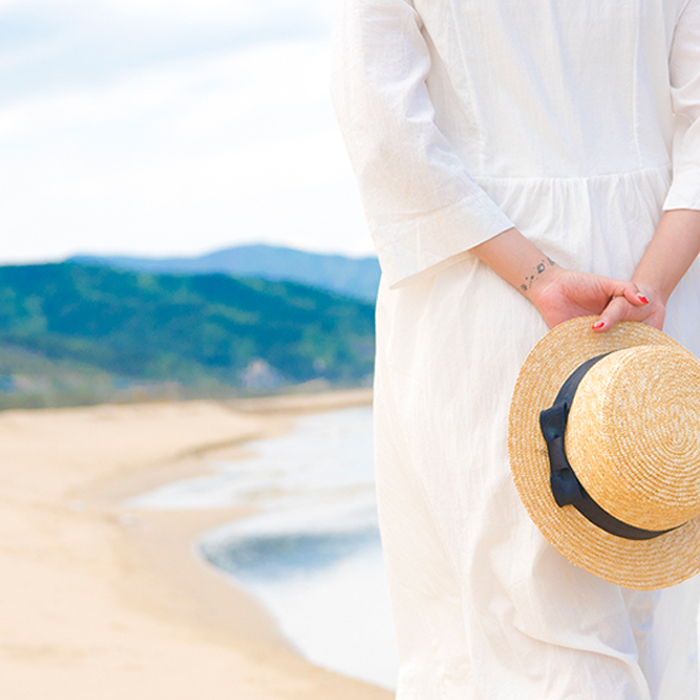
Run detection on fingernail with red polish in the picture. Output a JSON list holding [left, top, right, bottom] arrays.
[[592, 321, 605, 329], [638, 294, 649, 304]]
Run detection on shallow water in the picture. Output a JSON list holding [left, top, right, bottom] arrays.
[[128, 406, 399, 689]]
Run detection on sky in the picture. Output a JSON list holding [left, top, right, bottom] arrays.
[[0, 0, 372, 264]]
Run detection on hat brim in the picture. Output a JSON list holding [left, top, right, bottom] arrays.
[[508, 316, 700, 590]]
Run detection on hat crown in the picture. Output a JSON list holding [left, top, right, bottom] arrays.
[[566, 345, 700, 530]]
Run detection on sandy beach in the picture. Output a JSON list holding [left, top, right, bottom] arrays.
[[0, 388, 394, 699]]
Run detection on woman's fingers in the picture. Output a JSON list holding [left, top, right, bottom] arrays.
[[592, 296, 629, 332], [592, 288, 662, 332], [532, 270, 658, 331], [591, 279, 653, 332], [609, 280, 649, 306]]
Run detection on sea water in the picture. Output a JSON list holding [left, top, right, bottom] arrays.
[[128, 406, 399, 689]]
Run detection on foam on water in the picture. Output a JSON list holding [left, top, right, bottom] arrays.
[[128, 406, 399, 689]]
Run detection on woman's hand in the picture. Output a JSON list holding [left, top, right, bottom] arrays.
[[528, 266, 652, 330], [592, 284, 665, 331], [471, 229, 652, 331]]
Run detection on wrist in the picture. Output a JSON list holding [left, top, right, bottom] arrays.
[[470, 229, 562, 300], [526, 263, 565, 307]]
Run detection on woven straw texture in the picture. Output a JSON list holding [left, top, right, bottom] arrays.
[[508, 317, 700, 590]]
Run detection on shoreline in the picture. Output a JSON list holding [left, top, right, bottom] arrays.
[[0, 389, 394, 699]]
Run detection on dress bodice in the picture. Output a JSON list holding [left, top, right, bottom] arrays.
[[416, 0, 685, 178]]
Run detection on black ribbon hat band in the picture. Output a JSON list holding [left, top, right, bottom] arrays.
[[539, 352, 676, 541]]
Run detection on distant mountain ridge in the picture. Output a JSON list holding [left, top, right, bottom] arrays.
[[69, 244, 381, 302]]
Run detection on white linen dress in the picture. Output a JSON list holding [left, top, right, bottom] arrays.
[[333, 1, 700, 698]]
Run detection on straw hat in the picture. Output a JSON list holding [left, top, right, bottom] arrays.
[[508, 316, 700, 590]]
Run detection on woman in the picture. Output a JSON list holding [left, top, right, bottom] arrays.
[[333, 1, 700, 697]]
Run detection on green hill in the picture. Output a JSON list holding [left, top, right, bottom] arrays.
[[0, 263, 375, 405]]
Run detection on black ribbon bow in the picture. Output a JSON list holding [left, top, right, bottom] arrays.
[[539, 353, 674, 541]]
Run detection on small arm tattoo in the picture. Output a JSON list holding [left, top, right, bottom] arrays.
[[520, 257, 555, 294]]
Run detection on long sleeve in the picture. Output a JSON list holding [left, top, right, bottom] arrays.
[[664, 0, 700, 211], [331, 0, 513, 289]]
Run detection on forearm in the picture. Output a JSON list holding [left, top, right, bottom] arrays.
[[632, 210, 700, 303], [470, 227, 558, 297]]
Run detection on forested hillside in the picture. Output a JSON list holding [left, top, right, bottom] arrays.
[[0, 264, 375, 403]]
